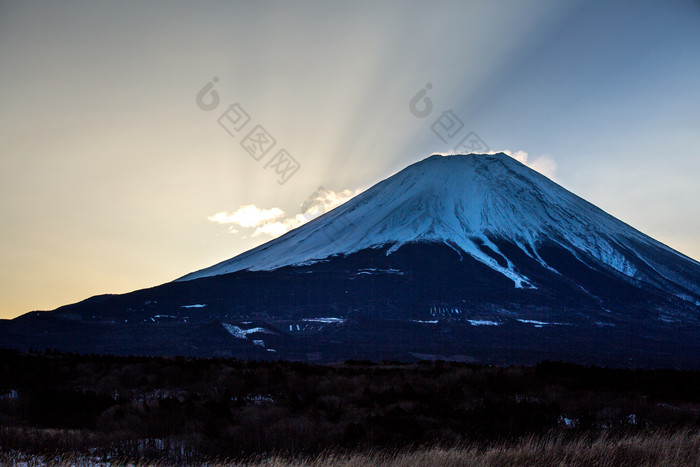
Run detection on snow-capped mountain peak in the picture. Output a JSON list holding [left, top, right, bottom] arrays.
[[177, 153, 699, 303]]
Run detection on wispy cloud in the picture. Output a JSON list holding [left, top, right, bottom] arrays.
[[501, 150, 558, 180], [300, 186, 362, 218], [209, 187, 362, 238], [208, 205, 285, 228]]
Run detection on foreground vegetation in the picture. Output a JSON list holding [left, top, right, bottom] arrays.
[[2, 430, 699, 466], [268, 430, 700, 467], [1, 349, 699, 464]]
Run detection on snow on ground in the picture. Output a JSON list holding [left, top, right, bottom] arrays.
[[0, 389, 18, 400], [516, 319, 550, 326], [302, 317, 346, 323], [467, 320, 500, 326], [221, 323, 274, 339], [558, 415, 578, 428], [355, 268, 404, 276], [516, 319, 573, 328]]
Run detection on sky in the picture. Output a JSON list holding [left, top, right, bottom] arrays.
[[1, 0, 699, 320]]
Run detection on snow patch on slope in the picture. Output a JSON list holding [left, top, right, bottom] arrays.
[[221, 323, 274, 339]]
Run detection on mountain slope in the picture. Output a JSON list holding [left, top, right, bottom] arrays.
[[1, 153, 699, 368], [179, 153, 700, 304]]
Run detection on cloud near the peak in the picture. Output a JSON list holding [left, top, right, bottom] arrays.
[[208, 205, 285, 228], [500, 150, 558, 180], [209, 187, 362, 238], [300, 186, 362, 218]]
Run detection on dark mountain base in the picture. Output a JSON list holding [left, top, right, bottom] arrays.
[[2, 242, 699, 368]]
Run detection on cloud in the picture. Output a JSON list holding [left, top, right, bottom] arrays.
[[209, 187, 362, 238], [208, 205, 285, 228], [501, 150, 558, 180], [300, 186, 363, 219], [251, 221, 292, 237], [248, 213, 305, 237]]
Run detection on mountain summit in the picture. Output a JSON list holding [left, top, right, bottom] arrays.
[[180, 153, 700, 304], [2, 153, 699, 368]]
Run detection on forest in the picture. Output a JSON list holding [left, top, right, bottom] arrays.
[[1, 349, 699, 464]]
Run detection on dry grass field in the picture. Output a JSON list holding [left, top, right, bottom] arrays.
[[2, 429, 699, 466]]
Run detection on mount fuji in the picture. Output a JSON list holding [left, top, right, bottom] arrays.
[[2, 153, 699, 368]]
